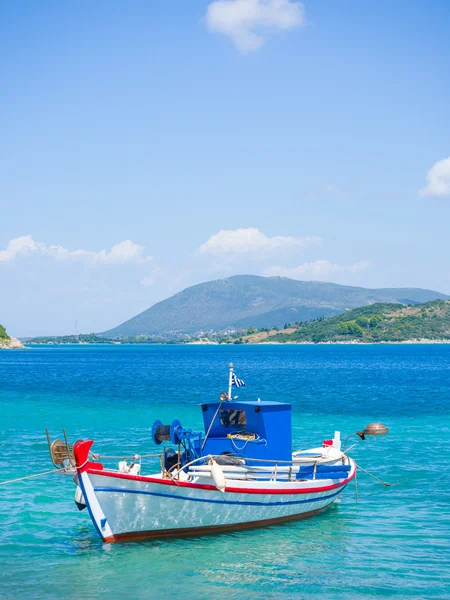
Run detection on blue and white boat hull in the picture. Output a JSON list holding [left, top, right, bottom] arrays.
[[74, 441, 356, 543]]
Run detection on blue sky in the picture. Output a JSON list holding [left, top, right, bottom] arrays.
[[1, 0, 450, 336]]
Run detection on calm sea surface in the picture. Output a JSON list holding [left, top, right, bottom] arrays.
[[0, 344, 449, 599]]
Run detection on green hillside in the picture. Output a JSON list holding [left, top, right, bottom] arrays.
[[0, 324, 9, 339], [264, 300, 450, 343], [102, 275, 449, 337]]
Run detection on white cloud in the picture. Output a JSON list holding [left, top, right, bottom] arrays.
[[419, 156, 450, 198], [93, 240, 150, 264], [205, 0, 305, 53], [264, 259, 372, 278], [0, 235, 38, 262], [0, 236, 152, 265], [198, 227, 321, 256]]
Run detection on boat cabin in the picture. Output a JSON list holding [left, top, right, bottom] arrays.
[[151, 365, 294, 469], [200, 400, 292, 462]]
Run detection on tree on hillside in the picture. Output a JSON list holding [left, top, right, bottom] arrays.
[[369, 315, 383, 328], [336, 321, 364, 337], [356, 316, 370, 328]]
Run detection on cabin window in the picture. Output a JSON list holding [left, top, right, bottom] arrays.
[[219, 409, 247, 428]]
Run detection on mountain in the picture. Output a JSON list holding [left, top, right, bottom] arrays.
[[101, 275, 450, 337], [259, 300, 450, 343]]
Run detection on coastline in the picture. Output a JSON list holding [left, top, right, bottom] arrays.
[[258, 338, 450, 345], [23, 338, 450, 347], [0, 336, 25, 350]]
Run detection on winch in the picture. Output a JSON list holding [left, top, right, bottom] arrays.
[[151, 419, 202, 470]]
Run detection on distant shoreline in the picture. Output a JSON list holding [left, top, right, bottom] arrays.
[[258, 338, 450, 345], [23, 339, 450, 347]]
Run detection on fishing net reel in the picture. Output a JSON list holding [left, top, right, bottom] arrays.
[[152, 419, 184, 446], [152, 419, 202, 471]]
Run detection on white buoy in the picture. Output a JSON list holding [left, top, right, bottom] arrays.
[[209, 458, 226, 492], [333, 431, 341, 450], [74, 485, 86, 510]]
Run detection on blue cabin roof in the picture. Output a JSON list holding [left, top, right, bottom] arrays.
[[200, 399, 292, 462]]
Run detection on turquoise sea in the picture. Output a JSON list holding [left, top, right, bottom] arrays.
[[0, 344, 449, 599]]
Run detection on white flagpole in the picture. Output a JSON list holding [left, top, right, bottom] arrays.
[[228, 363, 233, 400]]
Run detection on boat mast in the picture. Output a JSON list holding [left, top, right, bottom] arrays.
[[227, 362, 233, 400]]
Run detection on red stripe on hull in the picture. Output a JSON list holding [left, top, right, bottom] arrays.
[[102, 505, 330, 543], [87, 468, 355, 495]]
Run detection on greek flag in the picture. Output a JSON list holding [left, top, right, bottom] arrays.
[[231, 372, 246, 388]]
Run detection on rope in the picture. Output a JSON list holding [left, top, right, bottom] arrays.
[[0, 458, 89, 486], [228, 434, 267, 452], [0, 467, 71, 486], [230, 437, 251, 452], [201, 398, 226, 450], [355, 461, 396, 487], [91, 453, 161, 460]]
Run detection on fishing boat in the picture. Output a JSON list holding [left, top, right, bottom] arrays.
[[48, 364, 387, 543]]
